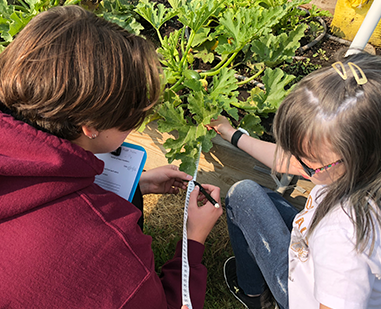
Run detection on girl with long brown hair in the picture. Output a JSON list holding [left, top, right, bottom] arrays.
[[208, 52, 381, 309]]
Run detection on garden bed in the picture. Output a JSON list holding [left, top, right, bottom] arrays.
[[131, 15, 381, 208], [128, 120, 313, 209]]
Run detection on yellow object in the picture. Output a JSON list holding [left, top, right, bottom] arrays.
[[332, 61, 347, 79], [332, 61, 368, 84], [331, 0, 381, 47], [348, 62, 368, 84]]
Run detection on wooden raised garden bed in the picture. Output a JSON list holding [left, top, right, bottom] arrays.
[[128, 121, 314, 210]]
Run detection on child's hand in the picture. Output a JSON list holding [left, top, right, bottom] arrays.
[[139, 165, 192, 195], [186, 184, 223, 245], [205, 115, 236, 142], [181, 306, 189, 309]]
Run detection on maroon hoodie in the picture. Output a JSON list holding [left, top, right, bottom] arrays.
[[0, 111, 207, 308]]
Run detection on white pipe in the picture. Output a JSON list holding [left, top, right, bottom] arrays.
[[346, 0, 381, 56]]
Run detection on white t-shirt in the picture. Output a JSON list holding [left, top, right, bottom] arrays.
[[288, 185, 381, 309]]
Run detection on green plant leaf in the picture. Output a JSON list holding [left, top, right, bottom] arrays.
[[157, 29, 182, 70], [215, 5, 288, 54], [8, 12, 31, 36], [308, 4, 332, 18], [239, 114, 264, 138], [191, 36, 217, 63], [255, 0, 289, 7], [169, 143, 200, 175], [25, 0, 46, 12], [163, 68, 180, 85], [0, 0, 62, 51], [135, 0, 177, 31], [232, 87, 264, 112], [193, 47, 215, 63], [163, 125, 196, 151], [232, 67, 295, 117], [209, 68, 238, 100], [251, 23, 307, 67], [188, 91, 220, 124], [261, 67, 295, 111], [0, 21, 12, 43], [183, 78, 203, 92], [191, 27, 211, 47], [204, 68, 239, 120], [0, 0, 14, 16], [157, 101, 188, 132], [167, 0, 182, 11], [102, 12, 143, 35], [175, 0, 223, 33], [157, 100, 203, 173], [163, 88, 183, 108]]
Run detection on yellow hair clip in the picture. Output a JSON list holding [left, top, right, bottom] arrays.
[[332, 61, 347, 80], [348, 62, 368, 85]]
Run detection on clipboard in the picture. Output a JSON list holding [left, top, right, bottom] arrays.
[[94, 142, 147, 202]]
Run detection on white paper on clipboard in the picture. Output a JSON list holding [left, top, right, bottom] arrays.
[[94, 142, 146, 202]]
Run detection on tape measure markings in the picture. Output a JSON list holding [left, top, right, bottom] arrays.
[[181, 145, 202, 309]]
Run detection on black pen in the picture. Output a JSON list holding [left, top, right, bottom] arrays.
[[193, 181, 220, 208]]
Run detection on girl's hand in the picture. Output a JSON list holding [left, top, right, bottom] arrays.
[[205, 115, 236, 142], [187, 184, 223, 245], [181, 306, 189, 309], [139, 165, 192, 195]]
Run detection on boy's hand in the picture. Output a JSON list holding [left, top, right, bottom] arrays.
[[139, 165, 192, 195], [186, 184, 223, 245]]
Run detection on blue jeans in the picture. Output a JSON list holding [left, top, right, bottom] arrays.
[[226, 179, 299, 309]]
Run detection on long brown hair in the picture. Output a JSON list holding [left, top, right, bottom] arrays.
[[274, 52, 381, 253], [0, 5, 161, 140]]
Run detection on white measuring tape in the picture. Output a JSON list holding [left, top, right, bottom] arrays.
[[181, 145, 202, 309]]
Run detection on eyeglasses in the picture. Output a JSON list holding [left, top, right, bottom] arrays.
[[296, 158, 343, 177]]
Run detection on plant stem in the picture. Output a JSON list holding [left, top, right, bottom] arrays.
[[12, 4, 28, 12], [208, 56, 227, 72], [178, 30, 195, 70], [200, 51, 239, 77], [180, 27, 186, 58], [63, 0, 81, 5], [16, 0, 29, 11], [169, 76, 185, 92], [236, 67, 265, 86], [298, 16, 312, 24], [155, 28, 164, 47]]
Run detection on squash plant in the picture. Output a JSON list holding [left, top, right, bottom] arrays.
[[0, 0, 330, 174], [134, 0, 329, 174], [0, 0, 145, 52], [0, 0, 95, 52], [0, 0, 59, 52]]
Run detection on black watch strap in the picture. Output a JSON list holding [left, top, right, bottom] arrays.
[[231, 130, 244, 148]]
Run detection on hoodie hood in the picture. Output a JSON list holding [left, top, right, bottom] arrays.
[[0, 112, 104, 220]]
